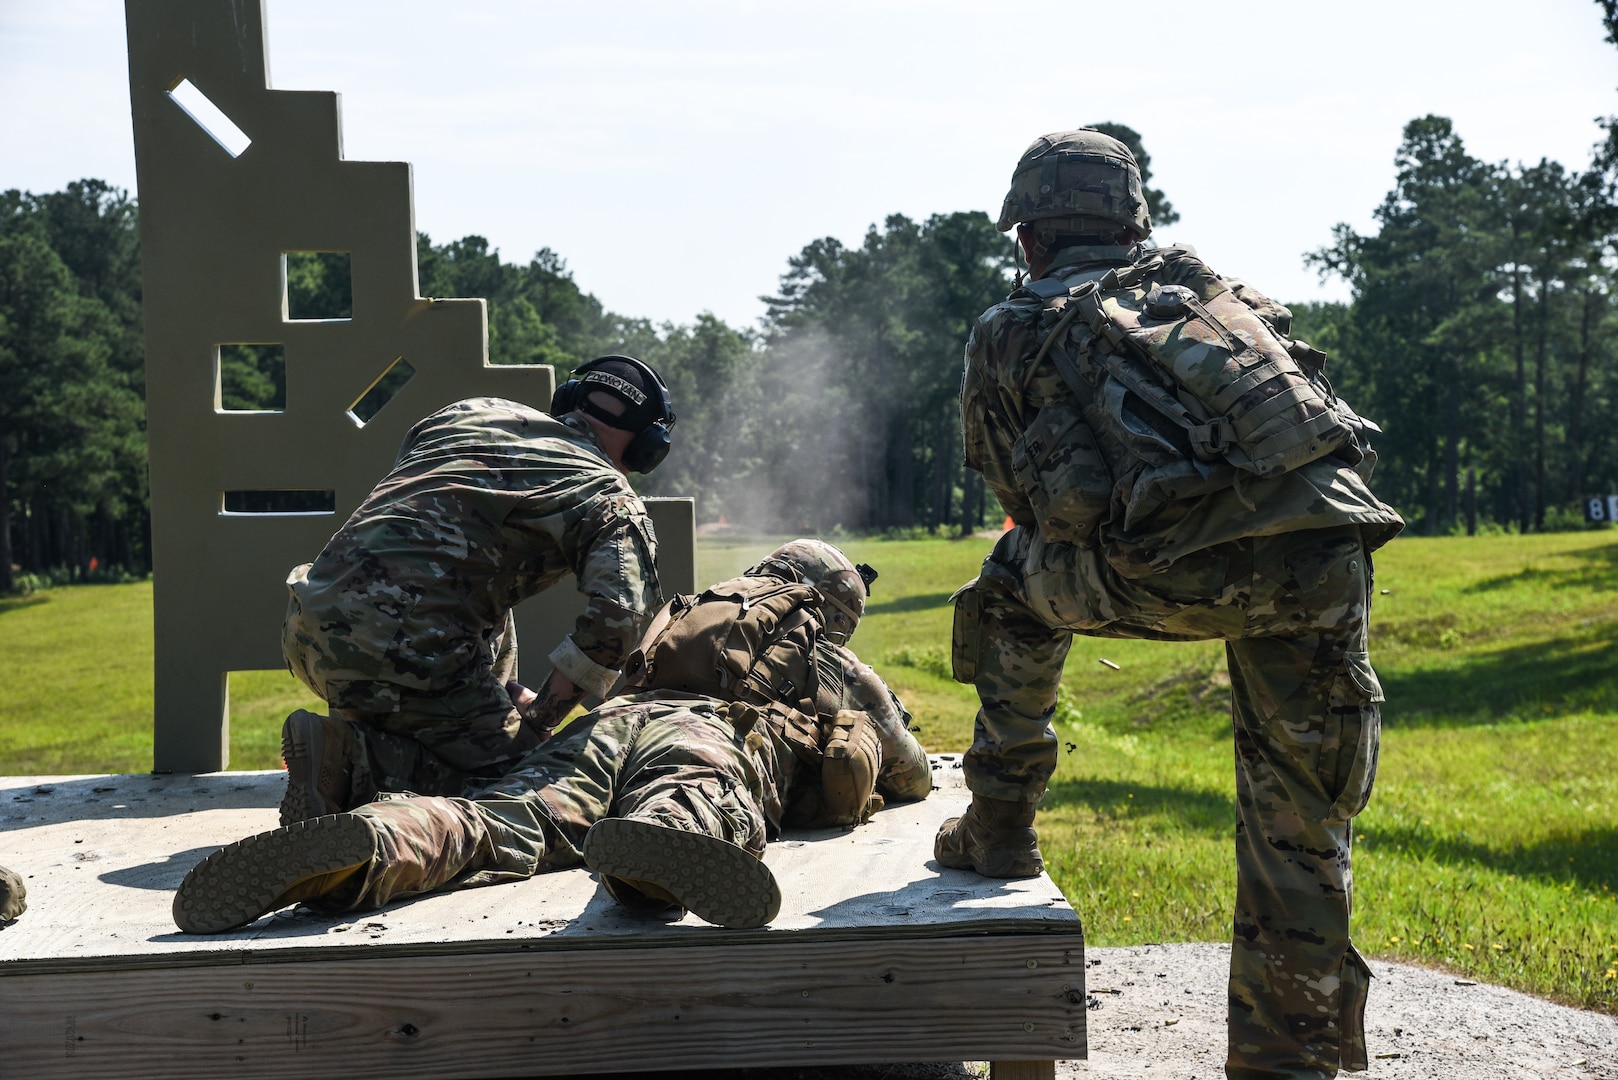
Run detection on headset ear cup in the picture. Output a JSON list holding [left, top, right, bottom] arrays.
[[550, 379, 581, 417], [624, 422, 672, 473]]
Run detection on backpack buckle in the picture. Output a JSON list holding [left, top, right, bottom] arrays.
[[1190, 416, 1235, 461]]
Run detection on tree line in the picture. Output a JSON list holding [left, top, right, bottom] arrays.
[[6, 102, 1618, 589], [1302, 115, 1618, 534]]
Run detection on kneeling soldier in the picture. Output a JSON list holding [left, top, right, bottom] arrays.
[[278, 358, 674, 825]]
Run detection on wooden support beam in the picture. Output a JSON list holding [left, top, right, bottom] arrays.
[[3, 934, 1083, 1078]]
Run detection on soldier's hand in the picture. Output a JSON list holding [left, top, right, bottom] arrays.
[[506, 679, 539, 716], [515, 671, 586, 740]]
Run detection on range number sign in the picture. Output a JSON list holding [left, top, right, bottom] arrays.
[[1584, 495, 1618, 523]]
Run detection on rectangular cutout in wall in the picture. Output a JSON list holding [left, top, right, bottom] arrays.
[[221, 490, 336, 515], [216, 343, 286, 412], [347, 356, 417, 426], [167, 77, 252, 158], [284, 251, 353, 321]]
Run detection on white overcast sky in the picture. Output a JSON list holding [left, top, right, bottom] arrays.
[[3, 1, 1616, 329]]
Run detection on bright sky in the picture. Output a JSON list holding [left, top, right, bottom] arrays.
[[4, 1, 1616, 329]]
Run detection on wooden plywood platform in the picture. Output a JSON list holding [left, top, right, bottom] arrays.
[[0, 755, 1084, 1078]]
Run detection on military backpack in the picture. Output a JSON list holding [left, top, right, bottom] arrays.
[[1012, 247, 1376, 547], [621, 573, 823, 720]]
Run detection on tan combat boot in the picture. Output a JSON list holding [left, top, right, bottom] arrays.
[[173, 814, 378, 934], [582, 817, 782, 929], [934, 794, 1045, 878], [280, 710, 369, 825]]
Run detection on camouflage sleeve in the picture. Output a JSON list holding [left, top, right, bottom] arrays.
[[548, 493, 662, 698], [831, 643, 931, 803], [962, 309, 1037, 526], [964, 317, 1029, 527]]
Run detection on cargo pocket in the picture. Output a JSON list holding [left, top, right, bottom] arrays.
[[950, 578, 985, 684], [1011, 402, 1113, 548], [1322, 650, 1383, 820], [1339, 945, 1372, 1072]]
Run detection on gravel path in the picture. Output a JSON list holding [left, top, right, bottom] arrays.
[[581, 943, 1618, 1080], [1068, 943, 1618, 1079]]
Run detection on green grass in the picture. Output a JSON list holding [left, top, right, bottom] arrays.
[[3, 530, 1616, 1011], [0, 581, 321, 773]]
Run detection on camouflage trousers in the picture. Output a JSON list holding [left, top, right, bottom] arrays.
[[954, 524, 1381, 1079], [309, 694, 769, 912], [285, 606, 543, 797]]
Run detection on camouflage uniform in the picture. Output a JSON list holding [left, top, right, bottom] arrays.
[[301, 694, 767, 913], [956, 128, 1403, 1080], [832, 644, 932, 802], [283, 397, 661, 795]]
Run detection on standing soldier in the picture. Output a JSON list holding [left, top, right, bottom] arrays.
[[278, 356, 674, 826], [941, 129, 1403, 1078]]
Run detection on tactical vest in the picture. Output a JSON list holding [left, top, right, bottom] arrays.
[[1010, 248, 1376, 547]]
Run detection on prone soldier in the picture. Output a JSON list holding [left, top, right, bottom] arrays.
[[941, 129, 1404, 1079]]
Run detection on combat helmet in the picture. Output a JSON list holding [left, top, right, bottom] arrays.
[[996, 128, 1152, 240], [746, 539, 876, 644]]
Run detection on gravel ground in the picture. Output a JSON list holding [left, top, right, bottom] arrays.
[[1066, 943, 1618, 1079], [563, 943, 1618, 1080]]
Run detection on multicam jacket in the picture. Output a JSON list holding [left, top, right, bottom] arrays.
[[962, 242, 1403, 570], [285, 397, 660, 710]]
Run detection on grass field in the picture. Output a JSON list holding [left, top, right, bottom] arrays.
[[2, 530, 1615, 1012]]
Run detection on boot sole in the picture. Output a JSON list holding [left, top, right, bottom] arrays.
[[280, 710, 335, 826], [582, 818, 781, 929], [173, 814, 375, 934]]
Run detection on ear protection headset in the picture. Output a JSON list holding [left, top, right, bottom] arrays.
[[550, 354, 676, 473]]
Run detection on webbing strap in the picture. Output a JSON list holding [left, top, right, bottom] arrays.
[[1210, 359, 1288, 412], [739, 605, 817, 711], [1234, 383, 1314, 431], [1179, 294, 1249, 358], [1247, 412, 1344, 461]]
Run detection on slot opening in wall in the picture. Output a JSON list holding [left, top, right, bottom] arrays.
[[167, 77, 252, 157], [221, 490, 336, 515], [347, 356, 417, 426]]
